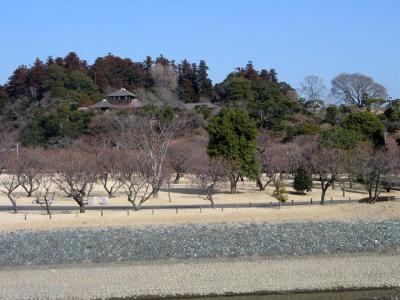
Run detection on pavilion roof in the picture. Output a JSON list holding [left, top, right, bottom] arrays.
[[107, 88, 137, 98], [90, 99, 115, 109]]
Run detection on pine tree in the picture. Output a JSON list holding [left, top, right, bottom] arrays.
[[293, 166, 313, 194], [244, 61, 258, 80], [27, 58, 46, 101], [7, 65, 29, 98], [191, 63, 199, 96], [143, 56, 154, 88], [178, 59, 196, 102], [155, 54, 170, 66], [64, 52, 87, 72], [197, 60, 213, 99], [269, 68, 278, 83]]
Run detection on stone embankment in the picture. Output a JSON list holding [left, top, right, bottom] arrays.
[[1, 220, 400, 266]]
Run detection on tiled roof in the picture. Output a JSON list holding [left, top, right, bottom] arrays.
[[90, 99, 115, 109], [107, 88, 137, 98]]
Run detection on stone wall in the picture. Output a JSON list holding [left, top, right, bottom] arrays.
[[1, 220, 400, 266]]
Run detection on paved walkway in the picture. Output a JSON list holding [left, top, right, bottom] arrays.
[[1, 252, 399, 299]]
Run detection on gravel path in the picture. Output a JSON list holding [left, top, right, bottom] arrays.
[[1, 253, 399, 299], [1, 220, 400, 266]]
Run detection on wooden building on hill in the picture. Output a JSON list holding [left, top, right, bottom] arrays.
[[88, 88, 143, 111], [107, 88, 138, 105]]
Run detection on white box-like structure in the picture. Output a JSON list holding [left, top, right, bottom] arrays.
[[88, 197, 97, 206]]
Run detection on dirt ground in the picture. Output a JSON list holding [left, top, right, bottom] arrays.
[[1, 175, 398, 208], [1, 201, 400, 232], [0, 175, 399, 232]]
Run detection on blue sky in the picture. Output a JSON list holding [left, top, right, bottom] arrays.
[[1, 0, 399, 98]]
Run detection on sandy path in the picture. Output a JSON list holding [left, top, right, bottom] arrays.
[[1, 201, 400, 232], [1, 253, 399, 299], [1, 174, 398, 208]]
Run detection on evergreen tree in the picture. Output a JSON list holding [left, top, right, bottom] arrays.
[[46, 56, 55, 67], [178, 59, 197, 102], [64, 52, 87, 72], [244, 61, 258, 80], [341, 111, 385, 146], [325, 105, 339, 125], [321, 127, 362, 150], [27, 58, 46, 102], [90, 54, 146, 92], [191, 62, 199, 96], [143, 56, 154, 88], [207, 108, 259, 193], [7, 65, 29, 98], [155, 54, 170, 66], [54, 57, 65, 67], [269, 68, 278, 83], [293, 166, 313, 194], [197, 60, 213, 98], [223, 76, 254, 106]]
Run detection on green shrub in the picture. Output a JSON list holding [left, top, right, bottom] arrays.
[[293, 166, 313, 194], [273, 179, 288, 202]]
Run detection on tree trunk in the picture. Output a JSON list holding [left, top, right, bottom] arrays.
[[368, 186, 373, 204], [167, 181, 172, 202], [128, 198, 138, 211], [173, 173, 181, 184], [45, 201, 51, 216], [256, 177, 265, 191], [8, 194, 17, 213], [207, 194, 215, 208], [230, 179, 237, 194], [152, 189, 159, 198], [79, 204, 85, 213], [22, 184, 33, 197], [320, 187, 327, 205]]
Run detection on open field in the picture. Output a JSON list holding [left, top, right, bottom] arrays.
[[1, 175, 399, 208], [2, 201, 400, 232], [1, 174, 399, 231]]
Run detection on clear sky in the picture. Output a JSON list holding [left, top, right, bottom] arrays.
[[1, 0, 399, 98]]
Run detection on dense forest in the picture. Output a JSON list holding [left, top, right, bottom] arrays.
[[0, 52, 399, 148]]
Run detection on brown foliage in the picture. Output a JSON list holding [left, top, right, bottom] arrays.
[[51, 149, 97, 213]]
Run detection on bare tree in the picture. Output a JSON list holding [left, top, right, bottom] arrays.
[[35, 176, 55, 216], [137, 63, 181, 107], [167, 138, 205, 184], [337, 148, 359, 196], [0, 153, 22, 213], [52, 149, 97, 213], [303, 144, 345, 205], [257, 135, 291, 195], [190, 151, 228, 207], [119, 150, 154, 210], [95, 148, 124, 197], [299, 75, 326, 113], [354, 142, 399, 203], [117, 109, 182, 198], [150, 63, 178, 91], [18, 149, 42, 197], [34, 151, 55, 216], [331, 73, 387, 108]]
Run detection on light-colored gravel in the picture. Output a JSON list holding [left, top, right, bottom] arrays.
[[2, 220, 400, 266], [1, 252, 400, 299]]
